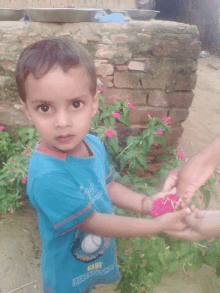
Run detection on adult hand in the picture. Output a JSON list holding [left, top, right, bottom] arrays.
[[165, 206, 220, 240], [163, 153, 215, 207]]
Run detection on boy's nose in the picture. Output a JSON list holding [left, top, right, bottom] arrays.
[[55, 111, 71, 128]]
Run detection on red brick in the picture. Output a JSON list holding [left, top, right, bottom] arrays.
[[137, 33, 152, 40], [166, 126, 184, 146], [115, 65, 128, 71], [174, 74, 197, 91], [103, 88, 148, 106], [114, 71, 140, 88], [95, 45, 115, 59], [111, 33, 128, 43], [148, 91, 194, 109], [129, 107, 167, 124], [88, 35, 102, 42], [169, 109, 189, 126]]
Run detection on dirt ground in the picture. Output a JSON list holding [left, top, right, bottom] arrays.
[[1, 55, 220, 293]]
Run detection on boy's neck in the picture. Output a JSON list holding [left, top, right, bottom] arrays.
[[38, 140, 92, 158]]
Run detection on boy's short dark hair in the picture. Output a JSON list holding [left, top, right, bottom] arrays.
[[15, 38, 97, 102]]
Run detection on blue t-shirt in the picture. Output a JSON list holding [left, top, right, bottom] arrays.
[[27, 134, 120, 293]]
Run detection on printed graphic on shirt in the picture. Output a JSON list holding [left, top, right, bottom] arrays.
[[71, 230, 112, 263], [72, 264, 115, 288]]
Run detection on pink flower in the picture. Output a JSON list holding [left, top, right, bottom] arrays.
[[8, 178, 15, 183], [128, 103, 134, 109], [147, 236, 151, 241], [21, 176, 27, 184], [11, 159, 15, 162], [162, 117, 172, 125], [114, 113, 120, 119], [20, 199, 26, 207], [0, 126, 5, 131], [22, 150, 28, 156], [157, 129, 163, 135], [199, 195, 203, 200], [186, 274, 190, 278], [177, 152, 184, 159], [99, 87, 105, 92], [218, 178, 220, 183], [111, 113, 114, 117], [106, 130, 115, 138]]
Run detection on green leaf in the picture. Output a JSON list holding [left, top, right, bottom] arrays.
[[200, 187, 211, 209], [216, 259, 220, 277], [119, 112, 131, 127]]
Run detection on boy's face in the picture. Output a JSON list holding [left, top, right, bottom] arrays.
[[22, 65, 99, 156]]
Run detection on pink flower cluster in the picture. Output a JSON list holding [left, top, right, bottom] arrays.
[[128, 103, 134, 109], [111, 113, 120, 119], [106, 130, 115, 138], [0, 126, 5, 131], [21, 176, 27, 184], [149, 194, 180, 217], [157, 129, 163, 135], [162, 117, 172, 125]]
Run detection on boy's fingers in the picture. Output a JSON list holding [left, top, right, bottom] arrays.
[[183, 214, 200, 230]]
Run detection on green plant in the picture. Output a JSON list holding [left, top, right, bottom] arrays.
[[0, 126, 40, 213], [0, 91, 220, 292]]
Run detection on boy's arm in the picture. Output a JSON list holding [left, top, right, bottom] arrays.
[[77, 207, 190, 238], [106, 180, 153, 214]]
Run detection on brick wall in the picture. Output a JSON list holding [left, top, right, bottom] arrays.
[[0, 20, 200, 161]]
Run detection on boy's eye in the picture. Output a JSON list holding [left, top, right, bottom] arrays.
[[38, 105, 51, 113], [72, 101, 83, 109]]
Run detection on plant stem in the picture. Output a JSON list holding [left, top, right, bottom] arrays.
[[116, 142, 133, 159]]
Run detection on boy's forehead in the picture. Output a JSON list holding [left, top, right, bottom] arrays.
[[24, 65, 94, 101]]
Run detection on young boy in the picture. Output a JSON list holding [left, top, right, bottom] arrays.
[[16, 38, 190, 293]]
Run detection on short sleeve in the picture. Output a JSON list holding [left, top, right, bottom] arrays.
[[99, 140, 114, 184], [32, 172, 96, 236]]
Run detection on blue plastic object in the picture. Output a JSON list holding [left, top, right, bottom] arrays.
[[94, 12, 128, 23]]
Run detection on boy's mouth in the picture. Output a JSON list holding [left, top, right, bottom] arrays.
[[56, 135, 74, 143]]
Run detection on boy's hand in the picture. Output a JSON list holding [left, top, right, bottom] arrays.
[[142, 188, 183, 214], [155, 208, 191, 232]]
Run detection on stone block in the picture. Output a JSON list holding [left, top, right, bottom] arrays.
[[169, 109, 190, 126], [111, 33, 128, 43], [148, 91, 194, 109], [103, 88, 148, 106], [111, 47, 132, 65], [114, 71, 140, 89], [98, 76, 114, 87], [129, 107, 167, 124], [95, 63, 114, 77], [128, 61, 145, 71]]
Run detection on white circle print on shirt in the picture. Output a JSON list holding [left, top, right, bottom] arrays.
[[81, 235, 102, 254]]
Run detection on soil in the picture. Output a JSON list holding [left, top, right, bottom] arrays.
[[1, 55, 220, 293]]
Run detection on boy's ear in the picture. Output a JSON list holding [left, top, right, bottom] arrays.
[[20, 99, 33, 122], [91, 91, 99, 117]]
